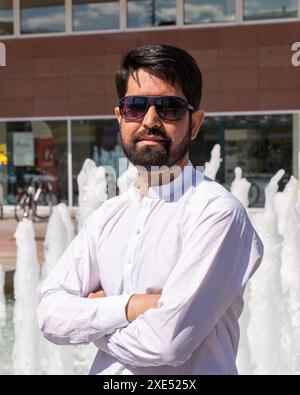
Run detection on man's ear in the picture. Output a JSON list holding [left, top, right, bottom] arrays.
[[115, 106, 122, 125], [191, 109, 205, 141]]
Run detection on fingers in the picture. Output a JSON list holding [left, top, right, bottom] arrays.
[[87, 290, 106, 298], [87, 289, 162, 299]]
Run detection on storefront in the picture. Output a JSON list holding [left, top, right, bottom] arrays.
[[0, 112, 298, 208], [1, 1, 299, 208], [0, 120, 68, 205]]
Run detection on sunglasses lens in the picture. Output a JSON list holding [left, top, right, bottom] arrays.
[[156, 97, 188, 121], [119, 96, 189, 121], [119, 97, 147, 121]]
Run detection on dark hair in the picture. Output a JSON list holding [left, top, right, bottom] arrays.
[[115, 44, 202, 109]]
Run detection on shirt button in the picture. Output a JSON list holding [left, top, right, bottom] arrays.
[[135, 228, 140, 235], [127, 257, 132, 264]]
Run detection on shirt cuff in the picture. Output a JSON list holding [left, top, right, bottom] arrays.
[[98, 293, 133, 333]]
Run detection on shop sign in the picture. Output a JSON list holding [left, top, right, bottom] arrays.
[[0, 143, 7, 165], [13, 132, 35, 166]]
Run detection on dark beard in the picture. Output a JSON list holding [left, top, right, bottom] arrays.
[[119, 122, 192, 171]]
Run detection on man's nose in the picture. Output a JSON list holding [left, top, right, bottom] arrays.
[[142, 105, 162, 129]]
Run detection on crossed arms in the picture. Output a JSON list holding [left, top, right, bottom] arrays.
[[88, 290, 162, 323]]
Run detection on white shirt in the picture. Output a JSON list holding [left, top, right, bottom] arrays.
[[38, 161, 263, 375]]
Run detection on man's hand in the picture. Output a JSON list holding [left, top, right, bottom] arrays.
[[125, 293, 162, 323], [87, 290, 162, 322], [87, 290, 106, 298]]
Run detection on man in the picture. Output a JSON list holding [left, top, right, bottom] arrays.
[[38, 44, 263, 375]]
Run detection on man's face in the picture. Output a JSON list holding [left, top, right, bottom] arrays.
[[115, 69, 204, 171]]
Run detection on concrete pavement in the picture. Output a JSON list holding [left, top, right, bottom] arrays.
[[0, 205, 79, 295], [0, 216, 48, 295], [0, 218, 47, 272]]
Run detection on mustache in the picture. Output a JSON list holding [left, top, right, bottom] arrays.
[[133, 129, 170, 143]]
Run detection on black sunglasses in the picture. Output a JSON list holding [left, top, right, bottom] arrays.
[[118, 95, 194, 122]]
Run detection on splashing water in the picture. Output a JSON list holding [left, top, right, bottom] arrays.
[[204, 144, 221, 180], [230, 167, 251, 209], [13, 219, 41, 374], [0, 264, 6, 347], [274, 176, 300, 374], [77, 159, 107, 230], [41, 203, 75, 281], [0, 299, 13, 375], [39, 204, 75, 374], [117, 163, 138, 194], [245, 170, 285, 374]]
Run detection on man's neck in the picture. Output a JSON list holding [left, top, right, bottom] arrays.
[[137, 156, 189, 198]]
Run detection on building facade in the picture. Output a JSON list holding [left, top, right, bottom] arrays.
[[0, 0, 300, 207]]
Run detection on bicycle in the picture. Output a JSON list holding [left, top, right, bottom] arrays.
[[248, 181, 261, 207], [15, 176, 57, 222]]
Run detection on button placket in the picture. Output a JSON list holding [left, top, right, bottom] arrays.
[[122, 198, 152, 294]]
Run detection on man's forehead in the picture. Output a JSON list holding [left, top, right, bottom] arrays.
[[130, 69, 165, 85], [127, 69, 181, 95]]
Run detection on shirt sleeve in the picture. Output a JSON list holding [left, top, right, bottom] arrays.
[[95, 202, 264, 367], [37, 213, 132, 346]]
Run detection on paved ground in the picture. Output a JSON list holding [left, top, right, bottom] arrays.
[[0, 206, 78, 295], [0, 218, 47, 272], [0, 216, 48, 295]]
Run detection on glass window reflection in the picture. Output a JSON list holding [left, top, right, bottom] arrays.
[[73, 0, 119, 31], [21, 0, 65, 34], [0, 121, 68, 205], [184, 0, 236, 25], [190, 114, 293, 207], [243, 0, 298, 21], [72, 119, 125, 204], [127, 0, 176, 28], [0, 0, 13, 35]]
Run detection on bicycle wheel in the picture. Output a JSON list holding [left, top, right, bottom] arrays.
[[33, 191, 55, 220], [249, 182, 261, 207], [15, 199, 31, 222], [15, 192, 32, 221]]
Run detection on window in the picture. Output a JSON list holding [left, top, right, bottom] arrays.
[[243, 0, 298, 21], [190, 114, 294, 207], [20, 0, 65, 34], [184, 0, 236, 25], [0, 0, 13, 35], [73, 0, 119, 31], [127, 0, 176, 28], [72, 119, 125, 204], [0, 121, 68, 205]]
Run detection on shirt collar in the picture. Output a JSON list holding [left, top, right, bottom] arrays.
[[128, 160, 203, 202]]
